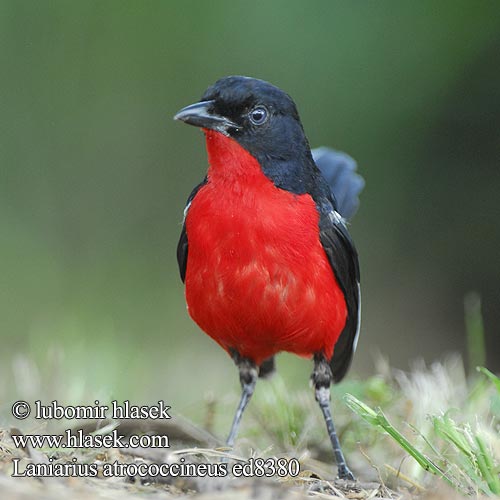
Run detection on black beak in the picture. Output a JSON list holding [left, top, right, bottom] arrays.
[[174, 100, 241, 134]]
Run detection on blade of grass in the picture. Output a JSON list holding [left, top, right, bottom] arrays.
[[344, 394, 463, 492], [433, 414, 495, 495], [433, 413, 474, 461], [464, 292, 486, 373], [477, 366, 500, 394], [407, 422, 441, 457], [475, 434, 500, 495]]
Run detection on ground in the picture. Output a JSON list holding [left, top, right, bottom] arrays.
[[1, 349, 498, 499]]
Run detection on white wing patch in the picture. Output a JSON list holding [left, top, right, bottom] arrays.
[[328, 210, 345, 226], [352, 283, 362, 353], [183, 200, 192, 222]]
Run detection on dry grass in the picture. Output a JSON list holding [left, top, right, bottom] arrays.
[[1, 353, 498, 499], [0, 298, 497, 499]]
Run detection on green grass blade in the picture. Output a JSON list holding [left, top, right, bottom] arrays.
[[477, 366, 500, 394], [344, 394, 462, 491], [433, 414, 498, 495], [475, 435, 500, 495], [464, 292, 486, 373], [433, 414, 474, 460]]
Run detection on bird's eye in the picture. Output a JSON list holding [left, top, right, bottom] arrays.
[[248, 106, 268, 125]]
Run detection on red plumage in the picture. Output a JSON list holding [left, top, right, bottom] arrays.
[[184, 130, 347, 366]]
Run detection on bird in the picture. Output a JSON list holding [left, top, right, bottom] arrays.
[[174, 76, 363, 480]]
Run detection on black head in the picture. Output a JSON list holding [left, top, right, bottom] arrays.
[[174, 76, 312, 163]]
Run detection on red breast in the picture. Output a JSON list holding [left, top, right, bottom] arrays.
[[184, 130, 347, 365]]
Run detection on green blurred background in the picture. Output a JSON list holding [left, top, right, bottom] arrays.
[[1, 1, 499, 421]]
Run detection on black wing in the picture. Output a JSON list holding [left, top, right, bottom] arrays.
[[312, 147, 364, 221], [310, 147, 362, 382], [319, 209, 361, 384], [177, 178, 207, 282]]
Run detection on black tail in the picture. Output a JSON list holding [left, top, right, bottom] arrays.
[[312, 147, 364, 221]]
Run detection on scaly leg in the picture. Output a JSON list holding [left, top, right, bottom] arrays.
[[312, 353, 355, 480], [226, 351, 258, 447]]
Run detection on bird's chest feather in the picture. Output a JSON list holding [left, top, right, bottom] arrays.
[[186, 173, 322, 286], [183, 131, 346, 363]]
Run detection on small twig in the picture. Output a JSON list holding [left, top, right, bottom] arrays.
[[384, 463, 425, 491]]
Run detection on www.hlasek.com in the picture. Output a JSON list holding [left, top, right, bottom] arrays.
[[10, 400, 301, 479]]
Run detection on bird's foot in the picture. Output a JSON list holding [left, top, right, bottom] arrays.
[[337, 464, 355, 481]]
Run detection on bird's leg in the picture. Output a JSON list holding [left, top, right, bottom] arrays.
[[312, 353, 355, 480], [258, 356, 276, 379], [226, 350, 258, 448]]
